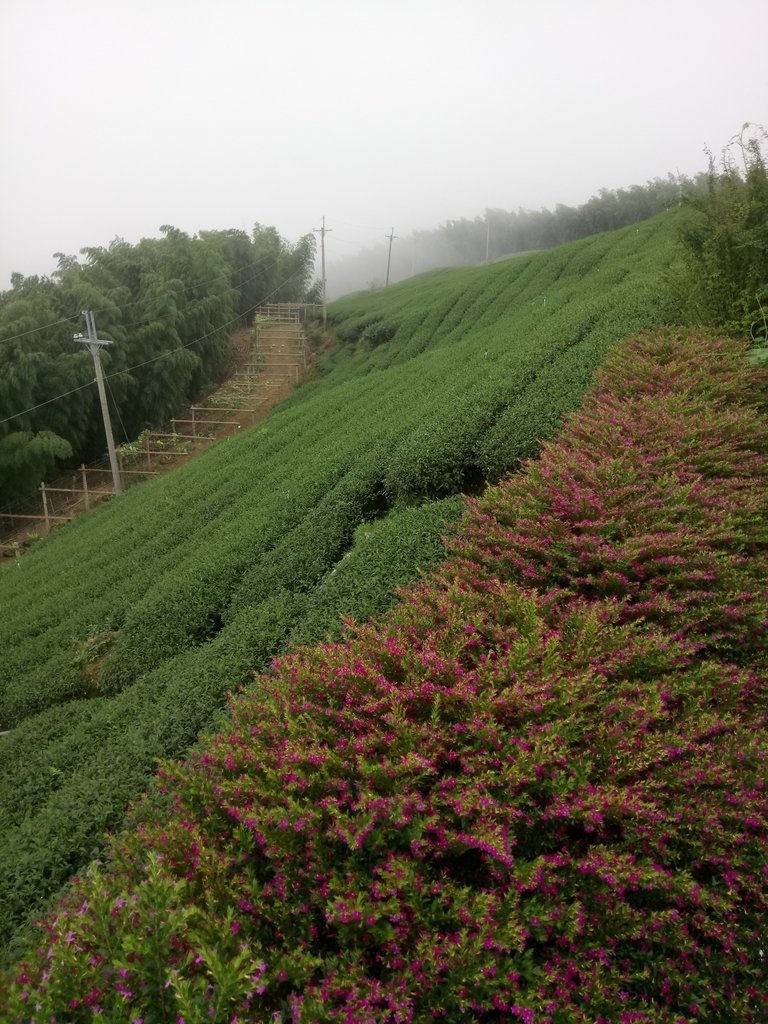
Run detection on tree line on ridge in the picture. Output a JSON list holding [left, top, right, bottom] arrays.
[[0, 225, 316, 505]]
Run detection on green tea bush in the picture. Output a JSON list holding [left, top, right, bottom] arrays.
[[291, 496, 462, 645]]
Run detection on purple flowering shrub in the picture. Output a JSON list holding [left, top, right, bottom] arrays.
[[453, 330, 768, 665], [2, 330, 767, 1022]]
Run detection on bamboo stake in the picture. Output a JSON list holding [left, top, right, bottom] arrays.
[[82, 468, 160, 476], [40, 483, 50, 533], [81, 464, 90, 511], [42, 487, 114, 496], [146, 433, 216, 441], [0, 513, 72, 522]]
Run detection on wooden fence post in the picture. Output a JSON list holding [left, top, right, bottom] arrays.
[[145, 433, 152, 471], [40, 483, 50, 534], [190, 407, 197, 437], [81, 464, 90, 511]]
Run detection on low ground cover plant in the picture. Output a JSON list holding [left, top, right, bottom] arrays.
[[3, 329, 766, 1022]]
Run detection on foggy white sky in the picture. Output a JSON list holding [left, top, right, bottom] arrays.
[[1, 0, 765, 288]]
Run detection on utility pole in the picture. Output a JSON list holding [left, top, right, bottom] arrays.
[[313, 216, 331, 326], [75, 311, 122, 495], [485, 212, 491, 263], [385, 227, 397, 287]]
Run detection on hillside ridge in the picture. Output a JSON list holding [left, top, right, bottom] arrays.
[[0, 213, 680, 960]]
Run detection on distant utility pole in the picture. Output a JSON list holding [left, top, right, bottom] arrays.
[[485, 212, 491, 263], [385, 227, 397, 287], [75, 311, 122, 495], [313, 216, 331, 326]]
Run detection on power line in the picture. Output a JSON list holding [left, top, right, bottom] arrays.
[[105, 374, 130, 445], [0, 314, 82, 345], [332, 217, 389, 234], [0, 246, 287, 346], [76, 312, 122, 495], [93, 264, 274, 338], [385, 228, 398, 287], [313, 217, 331, 326], [100, 269, 307, 385], [0, 264, 309, 429], [90, 246, 283, 320], [0, 381, 95, 427]]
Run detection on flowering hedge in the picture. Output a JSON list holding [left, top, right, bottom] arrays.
[[2, 330, 767, 1022]]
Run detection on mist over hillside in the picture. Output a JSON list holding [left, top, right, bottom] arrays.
[[327, 173, 701, 298]]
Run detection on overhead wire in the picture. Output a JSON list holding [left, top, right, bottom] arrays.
[[88, 246, 284, 321], [0, 242, 298, 345], [105, 376, 130, 445], [0, 248, 301, 423], [0, 263, 310, 427], [0, 381, 95, 427], [109, 252, 288, 334], [0, 314, 82, 344]]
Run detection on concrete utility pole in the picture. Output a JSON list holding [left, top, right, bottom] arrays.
[[313, 216, 331, 326], [485, 213, 491, 263], [385, 227, 397, 287], [75, 311, 122, 495]]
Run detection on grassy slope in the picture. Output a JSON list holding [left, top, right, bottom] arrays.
[[0, 212, 680, 958]]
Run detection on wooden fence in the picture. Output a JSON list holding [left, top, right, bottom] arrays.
[[255, 302, 319, 323]]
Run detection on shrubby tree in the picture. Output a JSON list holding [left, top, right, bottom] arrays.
[[676, 123, 768, 338]]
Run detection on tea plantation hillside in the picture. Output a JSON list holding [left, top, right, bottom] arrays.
[[0, 212, 680, 959], [4, 328, 767, 1022]]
